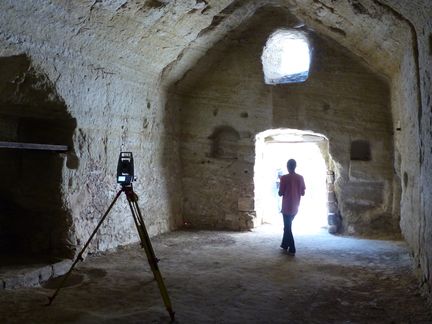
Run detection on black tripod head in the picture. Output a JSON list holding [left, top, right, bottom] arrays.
[[117, 152, 135, 187]]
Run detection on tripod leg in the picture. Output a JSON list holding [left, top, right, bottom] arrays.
[[126, 194, 175, 321], [47, 188, 123, 306]]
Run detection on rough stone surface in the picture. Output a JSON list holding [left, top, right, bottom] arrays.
[[0, 259, 71, 290], [0, 0, 431, 299], [0, 54, 75, 259], [170, 7, 396, 235], [238, 197, 254, 212], [1, 227, 431, 322], [52, 260, 73, 278]]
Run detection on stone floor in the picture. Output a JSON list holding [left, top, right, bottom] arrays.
[[1, 225, 431, 323]]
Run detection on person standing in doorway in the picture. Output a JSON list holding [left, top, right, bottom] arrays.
[[278, 159, 306, 256]]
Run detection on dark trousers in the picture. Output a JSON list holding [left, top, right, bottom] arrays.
[[281, 214, 296, 253]]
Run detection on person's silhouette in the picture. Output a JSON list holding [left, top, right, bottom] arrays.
[[278, 159, 306, 255]]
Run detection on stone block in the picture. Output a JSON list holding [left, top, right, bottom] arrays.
[[238, 197, 254, 211], [327, 213, 340, 226], [327, 192, 336, 202], [349, 161, 374, 180], [343, 181, 384, 205], [326, 174, 335, 184], [39, 265, 54, 283], [3, 276, 22, 289], [0, 264, 54, 289], [328, 225, 338, 234], [225, 213, 237, 221], [52, 259, 73, 277], [327, 202, 339, 213], [3, 271, 40, 289]]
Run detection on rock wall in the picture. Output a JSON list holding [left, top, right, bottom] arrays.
[[0, 55, 75, 258], [273, 33, 396, 236], [0, 0, 211, 254], [169, 7, 396, 234], [163, 0, 432, 294], [385, 0, 432, 296], [379, 0, 432, 296], [0, 0, 431, 297]]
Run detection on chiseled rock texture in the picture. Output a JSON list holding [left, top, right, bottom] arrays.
[[0, 0, 431, 296], [170, 6, 395, 236]]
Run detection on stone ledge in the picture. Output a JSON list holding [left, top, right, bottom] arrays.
[[0, 259, 72, 290]]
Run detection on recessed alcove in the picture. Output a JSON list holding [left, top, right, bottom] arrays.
[[350, 140, 372, 161], [0, 55, 76, 266], [208, 126, 240, 159]]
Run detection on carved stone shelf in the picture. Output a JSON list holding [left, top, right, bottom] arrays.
[[0, 141, 68, 152]]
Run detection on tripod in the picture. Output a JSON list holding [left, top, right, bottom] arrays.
[[47, 184, 175, 322]]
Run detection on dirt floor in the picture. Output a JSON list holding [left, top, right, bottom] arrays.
[[1, 225, 431, 323]]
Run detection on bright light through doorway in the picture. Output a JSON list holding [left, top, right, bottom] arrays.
[[255, 130, 328, 234]]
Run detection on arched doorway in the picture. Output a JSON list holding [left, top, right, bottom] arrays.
[[254, 129, 328, 233]]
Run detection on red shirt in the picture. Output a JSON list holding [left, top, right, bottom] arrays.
[[278, 172, 306, 215]]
